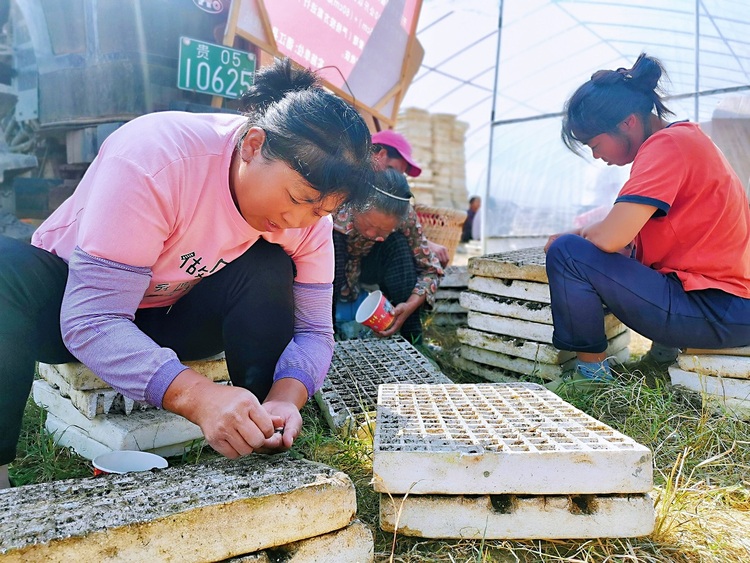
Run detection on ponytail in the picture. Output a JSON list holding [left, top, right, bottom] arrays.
[[239, 58, 317, 117], [237, 58, 372, 205], [562, 53, 674, 154]]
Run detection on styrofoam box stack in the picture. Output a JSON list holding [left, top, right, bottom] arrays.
[[394, 107, 435, 206], [32, 355, 230, 460], [315, 335, 451, 436], [456, 248, 631, 383], [430, 113, 469, 209], [432, 265, 469, 327], [0, 455, 374, 562], [669, 346, 750, 420], [395, 107, 432, 177], [449, 119, 469, 209], [373, 383, 655, 539], [395, 108, 469, 211]]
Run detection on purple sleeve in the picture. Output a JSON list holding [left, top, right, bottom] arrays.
[[60, 247, 188, 407], [273, 282, 335, 397]]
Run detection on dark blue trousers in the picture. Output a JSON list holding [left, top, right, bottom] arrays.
[[0, 236, 294, 465], [545, 234, 750, 353]]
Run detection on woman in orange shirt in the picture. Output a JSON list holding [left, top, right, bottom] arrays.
[[545, 53, 750, 384]]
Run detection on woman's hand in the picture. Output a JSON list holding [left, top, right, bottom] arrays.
[[163, 369, 276, 459], [376, 293, 425, 338], [427, 240, 450, 268], [544, 228, 582, 253], [257, 399, 302, 452], [580, 202, 656, 253], [257, 378, 308, 452]]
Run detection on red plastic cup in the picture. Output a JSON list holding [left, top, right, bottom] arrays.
[[92, 450, 168, 476], [356, 290, 396, 331]]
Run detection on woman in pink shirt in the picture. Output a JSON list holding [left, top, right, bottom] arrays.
[[0, 58, 373, 487], [544, 53, 750, 389]]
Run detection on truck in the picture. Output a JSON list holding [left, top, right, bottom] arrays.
[[0, 0, 424, 239]]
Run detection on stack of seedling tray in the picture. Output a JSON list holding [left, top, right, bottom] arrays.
[[315, 336, 452, 437], [32, 355, 229, 460], [373, 382, 655, 539], [456, 247, 630, 383], [431, 265, 469, 327], [396, 108, 469, 210], [669, 346, 750, 420], [1, 455, 374, 561]]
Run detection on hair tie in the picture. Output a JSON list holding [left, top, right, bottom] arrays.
[[370, 183, 412, 202], [617, 67, 633, 80]]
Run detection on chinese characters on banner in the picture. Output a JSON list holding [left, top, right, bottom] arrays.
[[264, 0, 419, 106]]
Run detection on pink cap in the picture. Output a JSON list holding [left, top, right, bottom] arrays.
[[371, 130, 422, 177]]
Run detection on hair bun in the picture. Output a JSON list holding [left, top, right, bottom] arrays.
[[239, 58, 320, 113]]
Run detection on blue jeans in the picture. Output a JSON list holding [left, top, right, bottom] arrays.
[[545, 234, 750, 353]]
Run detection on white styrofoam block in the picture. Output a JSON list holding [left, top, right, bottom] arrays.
[[705, 396, 750, 420], [39, 363, 140, 418], [440, 265, 469, 288], [460, 345, 574, 380], [681, 346, 750, 357], [44, 413, 198, 461], [433, 301, 468, 314], [33, 380, 204, 452], [458, 327, 564, 364], [677, 354, 750, 380], [460, 291, 553, 324], [373, 383, 652, 495], [0, 456, 356, 562], [37, 362, 110, 391], [458, 327, 630, 365], [668, 366, 750, 401], [467, 311, 624, 344], [380, 492, 655, 539], [468, 311, 553, 342], [460, 345, 629, 383], [668, 366, 750, 420], [37, 354, 230, 391], [435, 288, 463, 301], [44, 413, 113, 460], [262, 520, 374, 563], [468, 248, 547, 282], [468, 276, 551, 303]]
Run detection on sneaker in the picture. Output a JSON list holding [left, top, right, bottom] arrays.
[[545, 366, 613, 394], [642, 342, 680, 365]]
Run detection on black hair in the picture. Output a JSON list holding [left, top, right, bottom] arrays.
[[355, 168, 412, 220], [561, 53, 674, 154], [469, 195, 480, 205], [372, 143, 403, 160], [238, 58, 372, 204]]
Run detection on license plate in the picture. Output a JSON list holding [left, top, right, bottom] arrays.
[[177, 37, 256, 99]]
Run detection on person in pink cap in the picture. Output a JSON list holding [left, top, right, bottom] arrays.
[[371, 130, 450, 266], [332, 130, 446, 344], [371, 130, 423, 177]]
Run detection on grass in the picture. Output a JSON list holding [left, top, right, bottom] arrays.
[[9, 324, 750, 562]]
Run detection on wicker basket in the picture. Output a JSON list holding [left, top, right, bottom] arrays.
[[414, 204, 467, 266]]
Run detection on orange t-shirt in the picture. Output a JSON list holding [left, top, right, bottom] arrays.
[[615, 121, 750, 298]]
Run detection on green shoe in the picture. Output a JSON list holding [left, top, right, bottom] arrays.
[[545, 371, 612, 394]]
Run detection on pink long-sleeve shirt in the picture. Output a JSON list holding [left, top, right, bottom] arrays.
[[32, 111, 335, 406]]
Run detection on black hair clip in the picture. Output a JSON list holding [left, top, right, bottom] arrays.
[[617, 67, 633, 80]]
